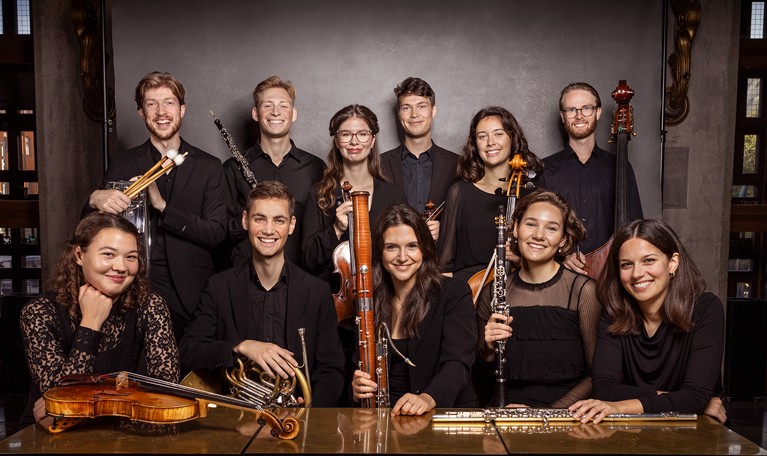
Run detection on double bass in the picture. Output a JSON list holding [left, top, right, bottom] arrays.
[[583, 80, 637, 280]]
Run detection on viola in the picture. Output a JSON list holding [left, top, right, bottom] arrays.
[[583, 80, 637, 280], [43, 372, 299, 439], [332, 181, 356, 323]]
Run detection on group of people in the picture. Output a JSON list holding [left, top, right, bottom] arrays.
[[18, 71, 725, 427]]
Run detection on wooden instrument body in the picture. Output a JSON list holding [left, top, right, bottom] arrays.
[[332, 181, 356, 323], [44, 378, 201, 424]]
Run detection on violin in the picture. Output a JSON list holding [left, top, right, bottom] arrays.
[[467, 154, 535, 306], [583, 80, 637, 280], [43, 371, 299, 439], [421, 200, 445, 221], [332, 181, 356, 323]]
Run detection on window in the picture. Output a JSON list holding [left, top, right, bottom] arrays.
[[752, 1, 765, 39], [746, 78, 761, 117], [743, 134, 759, 173], [15, 0, 29, 35]]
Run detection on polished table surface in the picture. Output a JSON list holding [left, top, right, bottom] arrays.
[[1, 407, 765, 455]]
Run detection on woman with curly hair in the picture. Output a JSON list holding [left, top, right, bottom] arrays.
[[478, 190, 598, 408], [302, 104, 406, 281], [19, 212, 178, 424], [438, 106, 543, 281]]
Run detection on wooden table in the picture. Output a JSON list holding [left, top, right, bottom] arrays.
[[1, 408, 765, 455]]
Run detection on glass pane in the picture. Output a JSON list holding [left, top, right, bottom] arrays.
[[0, 228, 10, 245], [0, 255, 11, 268], [23, 255, 40, 268], [24, 181, 38, 196], [16, 0, 30, 34], [732, 184, 757, 197], [0, 279, 13, 295], [19, 130, 35, 170], [728, 259, 754, 271], [746, 78, 761, 118], [1, 131, 7, 170], [736, 282, 753, 298], [24, 279, 39, 294], [0, 182, 9, 195], [743, 134, 758, 174], [21, 227, 37, 244], [17, 109, 33, 114], [752, 2, 765, 38], [0, 1, 3, 35], [739, 232, 755, 239]]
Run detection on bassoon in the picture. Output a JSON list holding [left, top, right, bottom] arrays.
[[351, 191, 389, 408]]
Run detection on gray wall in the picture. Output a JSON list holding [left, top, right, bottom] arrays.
[[111, 0, 664, 220]]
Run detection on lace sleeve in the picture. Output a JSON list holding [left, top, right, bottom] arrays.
[[138, 293, 180, 383], [438, 182, 462, 272], [20, 295, 103, 394], [551, 277, 600, 407]]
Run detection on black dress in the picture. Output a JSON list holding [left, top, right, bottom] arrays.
[[438, 181, 506, 281]]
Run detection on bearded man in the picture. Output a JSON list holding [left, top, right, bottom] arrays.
[[87, 71, 228, 342], [541, 82, 643, 274]]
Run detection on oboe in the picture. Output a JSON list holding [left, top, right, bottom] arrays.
[[492, 204, 509, 407], [210, 111, 258, 188]]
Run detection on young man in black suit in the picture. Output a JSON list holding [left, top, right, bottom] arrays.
[[180, 181, 344, 407], [380, 77, 458, 241], [87, 71, 228, 342]]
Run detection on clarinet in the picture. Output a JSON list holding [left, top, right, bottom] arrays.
[[492, 204, 509, 407], [210, 111, 258, 188]]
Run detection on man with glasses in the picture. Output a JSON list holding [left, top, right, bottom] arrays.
[[223, 76, 326, 268], [542, 82, 642, 274], [381, 77, 458, 240]]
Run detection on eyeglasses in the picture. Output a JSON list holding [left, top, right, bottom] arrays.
[[336, 130, 373, 144], [561, 105, 597, 119]]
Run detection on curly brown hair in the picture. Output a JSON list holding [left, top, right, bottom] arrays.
[[51, 212, 150, 317], [508, 190, 586, 260], [455, 106, 543, 183]]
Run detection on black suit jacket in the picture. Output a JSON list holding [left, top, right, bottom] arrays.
[[392, 278, 478, 407], [301, 178, 406, 281], [179, 261, 344, 407], [100, 139, 229, 316], [380, 143, 458, 209]]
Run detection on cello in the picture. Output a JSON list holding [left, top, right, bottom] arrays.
[[583, 80, 637, 280], [467, 153, 536, 306]]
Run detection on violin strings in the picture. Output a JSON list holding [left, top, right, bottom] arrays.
[[104, 372, 267, 412]]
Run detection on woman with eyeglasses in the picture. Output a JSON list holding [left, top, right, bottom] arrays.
[[568, 219, 726, 424], [438, 106, 543, 282], [302, 104, 406, 282]]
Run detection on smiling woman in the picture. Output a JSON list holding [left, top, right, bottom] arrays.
[[438, 106, 543, 282], [351, 204, 477, 415], [475, 190, 598, 408], [568, 219, 726, 424], [18, 212, 179, 426]]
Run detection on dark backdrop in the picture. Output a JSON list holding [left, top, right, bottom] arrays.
[[112, 0, 664, 217]]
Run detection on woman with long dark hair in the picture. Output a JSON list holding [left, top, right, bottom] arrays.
[[302, 104, 406, 281], [479, 191, 599, 407], [438, 106, 543, 281], [20, 212, 178, 424], [351, 204, 477, 415], [569, 219, 725, 423]]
